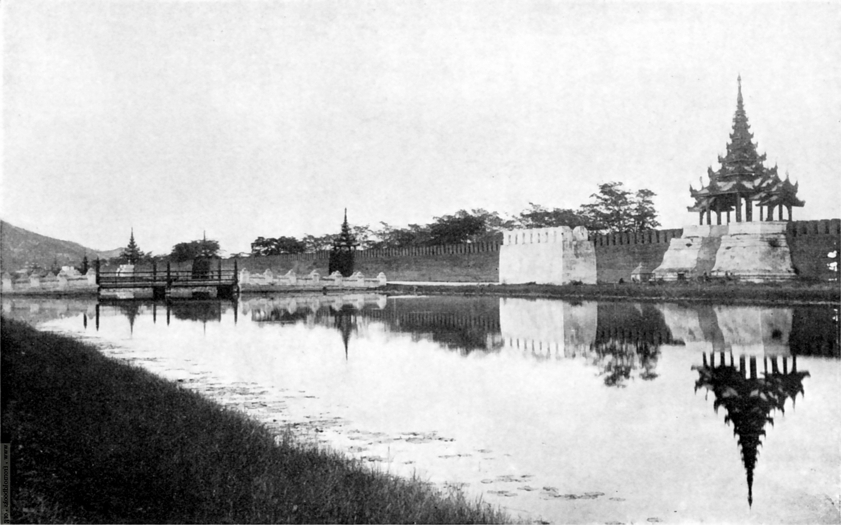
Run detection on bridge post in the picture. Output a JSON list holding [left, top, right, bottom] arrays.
[[95, 258, 101, 285], [167, 261, 171, 287], [218, 258, 222, 282], [153, 261, 157, 283]]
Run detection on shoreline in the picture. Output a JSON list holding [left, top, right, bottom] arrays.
[[382, 281, 840, 306], [1, 317, 509, 524], [3, 279, 838, 306]]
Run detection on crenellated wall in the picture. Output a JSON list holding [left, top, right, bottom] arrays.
[[591, 229, 683, 283], [91, 220, 836, 285], [785, 219, 840, 281]]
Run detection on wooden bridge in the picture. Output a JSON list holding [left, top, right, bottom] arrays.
[[96, 260, 239, 300]]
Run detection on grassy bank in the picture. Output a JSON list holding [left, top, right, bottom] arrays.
[[385, 280, 840, 305], [0, 318, 508, 524]]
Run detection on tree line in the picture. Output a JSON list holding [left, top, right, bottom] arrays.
[[251, 182, 659, 256], [111, 181, 659, 262]]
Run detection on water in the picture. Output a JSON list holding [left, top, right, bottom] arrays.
[[4, 294, 840, 524]]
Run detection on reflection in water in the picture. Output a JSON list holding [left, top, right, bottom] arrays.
[[365, 297, 502, 354], [499, 300, 670, 386], [693, 353, 810, 507], [3, 294, 839, 521], [591, 340, 660, 386]]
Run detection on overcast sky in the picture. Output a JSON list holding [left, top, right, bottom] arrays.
[[2, 1, 839, 255]]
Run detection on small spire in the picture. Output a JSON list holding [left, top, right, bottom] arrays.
[[736, 74, 743, 108], [343, 208, 348, 226]]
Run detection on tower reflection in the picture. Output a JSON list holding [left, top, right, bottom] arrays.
[[693, 352, 810, 507]]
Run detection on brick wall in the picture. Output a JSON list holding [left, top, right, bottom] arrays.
[[110, 220, 838, 283], [786, 219, 840, 280], [591, 229, 683, 284]]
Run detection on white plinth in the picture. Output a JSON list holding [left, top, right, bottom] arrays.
[[711, 222, 796, 282]]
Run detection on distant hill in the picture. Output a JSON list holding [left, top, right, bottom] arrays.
[[0, 220, 122, 273]]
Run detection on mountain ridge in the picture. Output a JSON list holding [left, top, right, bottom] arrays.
[[0, 220, 122, 273]]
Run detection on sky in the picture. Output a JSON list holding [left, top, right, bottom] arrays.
[[2, 1, 840, 256]]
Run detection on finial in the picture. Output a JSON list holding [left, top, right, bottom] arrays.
[[737, 74, 743, 106]]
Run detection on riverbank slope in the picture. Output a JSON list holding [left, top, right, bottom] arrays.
[[0, 318, 507, 524]]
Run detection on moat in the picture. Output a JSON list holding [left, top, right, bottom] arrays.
[[4, 295, 839, 524]]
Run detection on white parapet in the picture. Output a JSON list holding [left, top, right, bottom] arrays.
[[499, 226, 596, 285]]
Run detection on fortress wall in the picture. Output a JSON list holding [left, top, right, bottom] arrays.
[[353, 245, 500, 281], [592, 229, 683, 283], [97, 220, 837, 284], [233, 243, 501, 282], [786, 219, 840, 280]]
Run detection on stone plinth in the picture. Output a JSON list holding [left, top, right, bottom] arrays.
[[652, 225, 726, 281], [499, 226, 597, 285], [711, 222, 796, 282]]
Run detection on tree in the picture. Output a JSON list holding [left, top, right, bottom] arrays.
[[631, 189, 660, 232], [76, 254, 90, 275], [170, 238, 220, 262], [579, 182, 660, 234], [251, 236, 306, 256], [118, 229, 146, 264], [581, 182, 634, 233], [426, 212, 487, 245], [302, 233, 336, 253], [517, 203, 589, 229]]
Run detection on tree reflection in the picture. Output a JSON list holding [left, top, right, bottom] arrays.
[[589, 339, 661, 387], [693, 353, 809, 507]]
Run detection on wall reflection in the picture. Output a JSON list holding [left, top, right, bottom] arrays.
[[3, 296, 837, 361], [499, 299, 672, 386]]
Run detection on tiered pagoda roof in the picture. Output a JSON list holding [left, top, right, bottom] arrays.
[[689, 77, 804, 218]]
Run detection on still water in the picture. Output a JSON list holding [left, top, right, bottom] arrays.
[[4, 295, 840, 524]]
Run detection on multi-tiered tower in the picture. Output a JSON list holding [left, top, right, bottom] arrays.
[[654, 77, 802, 282], [688, 76, 804, 226]]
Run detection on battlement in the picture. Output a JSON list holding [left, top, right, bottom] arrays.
[[786, 219, 841, 236], [503, 226, 577, 246], [590, 228, 684, 247]]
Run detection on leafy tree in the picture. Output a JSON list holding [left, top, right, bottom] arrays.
[[517, 203, 589, 229], [370, 222, 430, 249], [581, 182, 634, 233], [631, 189, 660, 232], [118, 230, 146, 264], [426, 211, 487, 245], [350, 225, 377, 250], [302, 233, 336, 253], [251, 236, 306, 256], [170, 238, 220, 262], [579, 182, 660, 234]]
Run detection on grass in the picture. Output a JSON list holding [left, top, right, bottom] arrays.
[[384, 280, 840, 305], [1, 317, 509, 524]]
